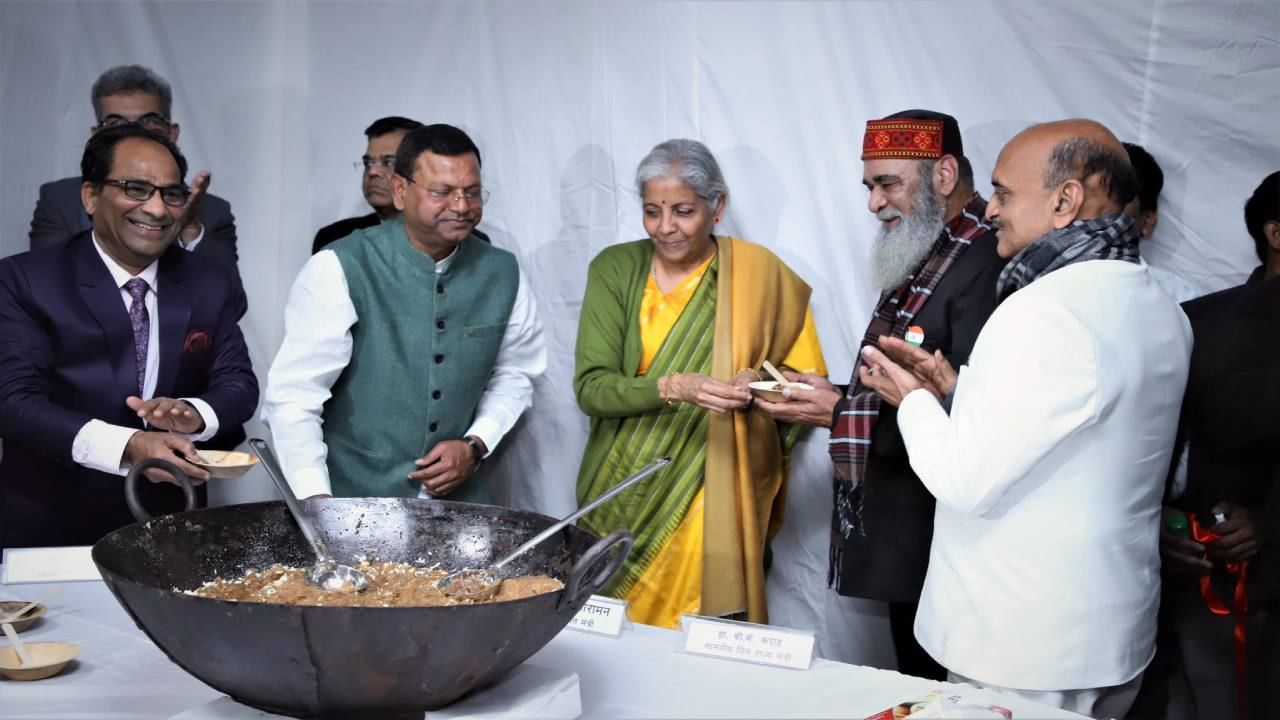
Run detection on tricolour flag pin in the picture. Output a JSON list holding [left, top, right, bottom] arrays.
[[904, 325, 925, 347]]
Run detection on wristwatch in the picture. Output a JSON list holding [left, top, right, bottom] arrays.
[[463, 436, 486, 464]]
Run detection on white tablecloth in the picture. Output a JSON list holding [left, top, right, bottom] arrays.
[[0, 577, 1085, 719]]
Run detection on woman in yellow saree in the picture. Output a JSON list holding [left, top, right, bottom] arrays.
[[574, 139, 827, 629]]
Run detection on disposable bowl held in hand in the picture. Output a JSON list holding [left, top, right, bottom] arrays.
[[190, 451, 260, 479], [748, 380, 813, 403]]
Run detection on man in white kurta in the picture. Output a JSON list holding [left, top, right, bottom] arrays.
[[860, 120, 1192, 719]]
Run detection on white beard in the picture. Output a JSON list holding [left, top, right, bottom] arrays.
[[869, 182, 946, 292]]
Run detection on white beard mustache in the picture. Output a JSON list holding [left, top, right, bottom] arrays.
[[869, 182, 946, 292]]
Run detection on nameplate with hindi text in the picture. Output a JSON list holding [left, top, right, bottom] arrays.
[[566, 595, 627, 637], [680, 614, 814, 670], [1, 546, 100, 584]]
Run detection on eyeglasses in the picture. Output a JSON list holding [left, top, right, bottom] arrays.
[[102, 178, 191, 207], [355, 155, 397, 172], [402, 176, 491, 206], [96, 113, 172, 132]]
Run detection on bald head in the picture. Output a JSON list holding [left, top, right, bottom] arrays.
[[985, 119, 1137, 258]]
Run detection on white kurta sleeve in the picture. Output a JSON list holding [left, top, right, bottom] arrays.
[[262, 251, 357, 498], [464, 267, 546, 454], [896, 294, 1102, 515]]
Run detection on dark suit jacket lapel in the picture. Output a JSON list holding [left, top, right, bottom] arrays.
[[73, 233, 140, 402], [155, 249, 192, 396]]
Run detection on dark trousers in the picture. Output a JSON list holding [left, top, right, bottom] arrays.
[[1131, 575, 1242, 720], [1247, 595, 1279, 720], [889, 600, 946, 680]]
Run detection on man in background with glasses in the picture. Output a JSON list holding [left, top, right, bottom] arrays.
[[313, 116, 409, 253], [266, 123, 544, 504], [27, 64, 246, 320], [0, 125, 258, 552], [312, 116, 492, 254]]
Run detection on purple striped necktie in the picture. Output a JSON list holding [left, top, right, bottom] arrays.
[[124, 277, 149, 397]]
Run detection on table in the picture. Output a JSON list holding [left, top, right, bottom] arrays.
[[1, 577, 1085, 719]]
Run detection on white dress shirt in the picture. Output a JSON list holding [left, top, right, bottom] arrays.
[[897, 260, 1192, 691], [263, 245, 546, 499], [70, 235, 220, 475]]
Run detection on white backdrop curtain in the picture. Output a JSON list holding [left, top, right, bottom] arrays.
[[1, 0, 1276, 666]]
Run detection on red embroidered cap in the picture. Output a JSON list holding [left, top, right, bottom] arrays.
[[862, 109, 964, 161]]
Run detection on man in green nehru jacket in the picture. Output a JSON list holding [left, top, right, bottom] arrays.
[[264, 124, 545, 502]]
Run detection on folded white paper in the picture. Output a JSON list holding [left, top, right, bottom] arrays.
[[1, 546, 100, 584]]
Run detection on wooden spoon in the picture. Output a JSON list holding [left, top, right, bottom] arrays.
[[2, 622, 34, 667], [0, 587, 62, 624], [761, 360, 791, 388]]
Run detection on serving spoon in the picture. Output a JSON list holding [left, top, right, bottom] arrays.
[[249, 438, 369, 592], [438, 456, 672, 601]]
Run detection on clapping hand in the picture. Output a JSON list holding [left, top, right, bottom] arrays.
[[859, 337, 958, 407], [178, 170, 211, 245], [127, 395, 204, 434]]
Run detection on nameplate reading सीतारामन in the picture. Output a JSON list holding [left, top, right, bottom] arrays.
[[567, 594, 628, 637], [680, 614, 815, 670]]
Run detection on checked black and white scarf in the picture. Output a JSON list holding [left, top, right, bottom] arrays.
[[996, 212, 1140, 301], [829, 196, 992, 553]]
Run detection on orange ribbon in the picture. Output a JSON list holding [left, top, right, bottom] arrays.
[[1190, 516, 1248, 720]]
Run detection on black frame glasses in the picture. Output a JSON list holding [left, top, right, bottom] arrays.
[[102, 179, 191, 207], [95, 113, 172, 132]]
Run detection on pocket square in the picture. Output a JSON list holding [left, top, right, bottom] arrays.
[[184, 329, 212, 354]]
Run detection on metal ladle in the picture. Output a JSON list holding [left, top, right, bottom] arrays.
[[438, 455, 672, 601], [249, 438, 369, 593]]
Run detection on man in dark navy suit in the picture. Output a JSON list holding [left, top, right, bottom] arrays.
[[0, 125, 258, 551], [27, 64, 246, 320]]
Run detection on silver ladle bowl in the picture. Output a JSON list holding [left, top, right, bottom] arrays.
[[249, 438, 369, 593], [437, 455, 671, 601]]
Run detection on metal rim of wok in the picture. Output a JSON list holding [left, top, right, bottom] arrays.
[[95, 459, 635, 719]]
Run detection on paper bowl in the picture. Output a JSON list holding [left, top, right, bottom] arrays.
[[0, 641, 79, 680], [0, 602, 46, 633], [190, 451, 260, 479], [748, 380, 813, 403]]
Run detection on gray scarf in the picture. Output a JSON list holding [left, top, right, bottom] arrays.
[[996, 212, 1140, 300]]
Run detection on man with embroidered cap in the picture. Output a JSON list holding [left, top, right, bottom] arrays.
[[0, 125, 258, 551], [265, 123, 545, 502], [756, 109, 1003, 680], [858, 119, 1192, 717]]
